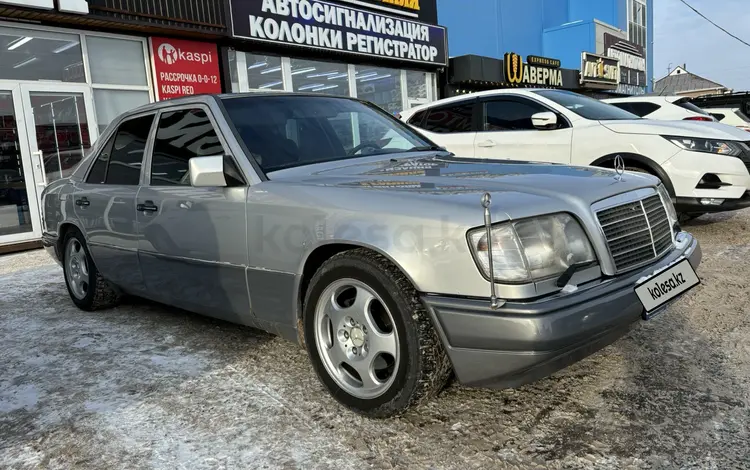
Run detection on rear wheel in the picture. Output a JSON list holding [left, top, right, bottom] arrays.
[[304, 249, 452, 418], [62, 228, 121, 311]]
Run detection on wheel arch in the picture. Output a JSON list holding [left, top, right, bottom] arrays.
[[56, 221, 85, 259], [590, 152, 676, 196], [294, 241, 420, 346]]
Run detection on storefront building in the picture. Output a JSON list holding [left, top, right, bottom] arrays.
[[224, 0, 447, 116], [0, 0, 227, 251], [436, 0, 653, 97]]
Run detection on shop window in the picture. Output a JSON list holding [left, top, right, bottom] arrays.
[[150, 109, 225, 186], [290, 58, 349, 96], [355, 65, 402, 115], [86, 36, 148, 87], [88, 114, 154, 185], [246, 53, 284, 91], [228, 49, 240, 93], [0, 26, 83, 82], [406, 70, 429, 101], [421, 102, 474, 133], [93, 89, 150, 133], [483, 99, 549, 131]]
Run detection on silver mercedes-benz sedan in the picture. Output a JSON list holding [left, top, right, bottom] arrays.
[[40, 93, 701, 417]]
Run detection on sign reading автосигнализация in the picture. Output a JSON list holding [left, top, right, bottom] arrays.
[[230, 0, 447, 66]]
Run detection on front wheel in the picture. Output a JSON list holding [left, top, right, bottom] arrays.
[[304, 249, 452, 418]]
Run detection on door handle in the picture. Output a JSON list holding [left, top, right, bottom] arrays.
[[477, 139, 497, 148], [137, 201, 159, 213], [75, 197, 90, 207]]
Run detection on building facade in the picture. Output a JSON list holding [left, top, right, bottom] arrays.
[[437, 0, 653, 97], [0, 0, 447, 251]]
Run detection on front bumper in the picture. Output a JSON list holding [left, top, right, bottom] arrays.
[[422, 232, 701, 389], [676, 191, 750, 214]]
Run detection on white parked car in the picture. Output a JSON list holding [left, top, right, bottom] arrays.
[[704, 107, 750, 132], [400, 89, 750, 219], [602, 96, 716, 121]]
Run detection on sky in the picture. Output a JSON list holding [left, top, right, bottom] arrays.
[[654, 0, 750, 91]]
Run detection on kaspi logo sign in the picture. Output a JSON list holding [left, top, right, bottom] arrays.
[[157, 43, 178, 65], [157, 42, 213, 65]]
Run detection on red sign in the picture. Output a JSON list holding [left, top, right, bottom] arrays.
[[150, 37, 222, 100]]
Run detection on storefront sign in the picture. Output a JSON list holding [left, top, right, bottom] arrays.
[[149, 37, 222, 100], [580, 52, 619, 89], [504, 52, 564, 87], [527, 55, 561, 69], [230, 0, 448, 66], [603, 33, 647, 95]]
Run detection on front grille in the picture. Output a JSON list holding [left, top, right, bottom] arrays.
[[596, 194, 674, 272]]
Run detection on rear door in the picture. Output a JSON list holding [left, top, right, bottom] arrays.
[[136, 105, 251, 323], [474, 96, 572, 163], [408, 99, 477, 156], [73, 113, 156, 294]]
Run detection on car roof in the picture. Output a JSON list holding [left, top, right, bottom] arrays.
[[602, 96, 683, 104], [400, 88, 557, 118], [121, 92, 363, 118]]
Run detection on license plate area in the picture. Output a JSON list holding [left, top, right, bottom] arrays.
[[634, 258, 700, 320]]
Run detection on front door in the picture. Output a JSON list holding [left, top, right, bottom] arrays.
[[19, 84, 97, 205]]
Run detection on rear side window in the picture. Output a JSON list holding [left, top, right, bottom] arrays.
[[675, 98, 711, 116], [709, 112, 726, 121], [86, 114, 155, 185], [609, 102, 661, 117], [150, 108, 225, 186], [420, 102, 474, 133]]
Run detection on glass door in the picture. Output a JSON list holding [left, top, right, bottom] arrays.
[[0, 86, 39, 244], [19, 83, 97, 207]]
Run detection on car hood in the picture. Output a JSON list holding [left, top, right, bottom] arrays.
[[600, 119, 750, 140], [267, 155, 658, 218]]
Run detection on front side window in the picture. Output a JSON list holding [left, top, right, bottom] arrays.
[[150, 108, 224, 186], [535, 90, 638, 121], [86, 114, 154, 185], [421, 102, 474, 133], [483, 99, 549, 131], [221, 95, 432, 173]]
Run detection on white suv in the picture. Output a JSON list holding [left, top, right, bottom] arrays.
[[399, 89, 750, 218], [603, 95, 716, 122], [704, 107, 750, 132]]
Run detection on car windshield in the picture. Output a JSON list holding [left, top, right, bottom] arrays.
[[534, 89, 639, 121], [220, 95, 435, 173]]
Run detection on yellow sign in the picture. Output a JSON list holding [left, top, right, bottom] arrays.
[[505, 52, 524, 85], [381, 0, 420, 10]]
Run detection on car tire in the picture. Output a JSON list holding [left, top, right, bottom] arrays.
[[62, 228, 121, 311], [303, 248, 452, 418]]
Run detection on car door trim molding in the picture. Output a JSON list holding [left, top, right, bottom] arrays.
[[138, 249, 248, 269]]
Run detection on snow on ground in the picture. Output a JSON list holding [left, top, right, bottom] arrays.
[[1, 211, 750, 469]]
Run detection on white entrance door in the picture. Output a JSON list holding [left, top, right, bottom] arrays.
[[0, 85, 40, 244], [19, 83, 97, 206], [0, 82, 97, 247]]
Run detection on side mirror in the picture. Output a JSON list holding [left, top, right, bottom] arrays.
[[531, 112, 558, 130], [189, 155, 227, 187]]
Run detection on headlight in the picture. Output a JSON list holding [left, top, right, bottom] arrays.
[[467, 213, 596, 283], [656, 183, 678, 227], [663, 135, 742, 156]]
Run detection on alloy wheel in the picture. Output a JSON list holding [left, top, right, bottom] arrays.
[[314, 278, 400, 399]]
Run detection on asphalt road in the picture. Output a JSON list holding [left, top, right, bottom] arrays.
[[1, 211, 749, 469]]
